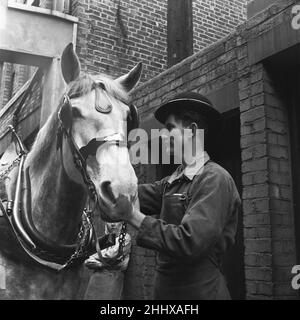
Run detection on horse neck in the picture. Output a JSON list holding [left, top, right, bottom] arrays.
[[23, 122, 86, 244]]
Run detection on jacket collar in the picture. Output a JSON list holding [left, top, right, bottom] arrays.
[[167, 151, 210, 184]]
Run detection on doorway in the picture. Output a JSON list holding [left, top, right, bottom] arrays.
[[264, 44, 300, 266], [214, 109, 245, 300]]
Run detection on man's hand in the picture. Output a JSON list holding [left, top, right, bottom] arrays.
[[99, 194, 146, 229], [99, 194, 134, 222]]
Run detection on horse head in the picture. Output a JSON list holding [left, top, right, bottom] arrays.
[[59, 43, 141, 212]]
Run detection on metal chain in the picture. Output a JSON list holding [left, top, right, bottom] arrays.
[[118, 222, 127, 261], [62, 207, 94, 268], [0, 154, 23, 181]]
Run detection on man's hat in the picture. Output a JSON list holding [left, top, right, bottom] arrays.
[[154, 91, 222, 134]]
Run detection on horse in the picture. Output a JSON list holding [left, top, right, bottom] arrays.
[[0, 43, 142, 299]]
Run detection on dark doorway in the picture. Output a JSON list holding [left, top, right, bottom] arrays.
[[288, 69, 300, 265], [158, 108, 246, 300], [213, 109, 246, 300], [264, 44, 300, 265], [263, 45, 300, 301]]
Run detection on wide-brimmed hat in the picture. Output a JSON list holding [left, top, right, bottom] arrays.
[[154, 91, 222, 132]]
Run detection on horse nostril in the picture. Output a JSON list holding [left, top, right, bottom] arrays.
[[100, 181, 117, 205]]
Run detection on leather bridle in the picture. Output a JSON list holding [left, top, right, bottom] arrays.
[[57, 91, 139, 267], [57, 94, 131, 199]]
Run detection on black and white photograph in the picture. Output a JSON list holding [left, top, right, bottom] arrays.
[[0, 0, 299, 307]]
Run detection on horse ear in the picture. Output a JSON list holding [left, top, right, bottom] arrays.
[[116, 62, 142, 92], [61, 43, 81, 84]]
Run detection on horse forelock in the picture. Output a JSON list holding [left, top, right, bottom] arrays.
[[67, 73, 129, 103]]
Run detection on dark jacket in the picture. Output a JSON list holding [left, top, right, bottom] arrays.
[[137, 158, 241, 300]]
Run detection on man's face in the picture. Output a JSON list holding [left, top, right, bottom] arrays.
[[163, 114, 186, 158], [163, 113, 206, 164]]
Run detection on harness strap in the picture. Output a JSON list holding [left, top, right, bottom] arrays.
[[64, 130, 97, 199], [8, 225, 68, 271], [2, 159, 95, 270]]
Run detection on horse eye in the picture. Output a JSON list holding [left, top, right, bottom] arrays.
[[72, 107, 83, 118]]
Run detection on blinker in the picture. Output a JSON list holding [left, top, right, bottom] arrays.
[[94, 84, 113, 114]]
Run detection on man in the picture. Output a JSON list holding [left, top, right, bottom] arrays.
[[99, 91, 241, 300]]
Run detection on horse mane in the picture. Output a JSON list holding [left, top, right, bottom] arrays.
[[29, 72, 129, 166]]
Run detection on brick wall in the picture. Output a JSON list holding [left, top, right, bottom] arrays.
[[237, 0, 298, 299], [131, 0, 299, 300], [132, 34, 239, 120], [240, 62, 296, 299], [72, 0, 248, 82], [193, 0, 248, 52], [72, 0, 168, 82]]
